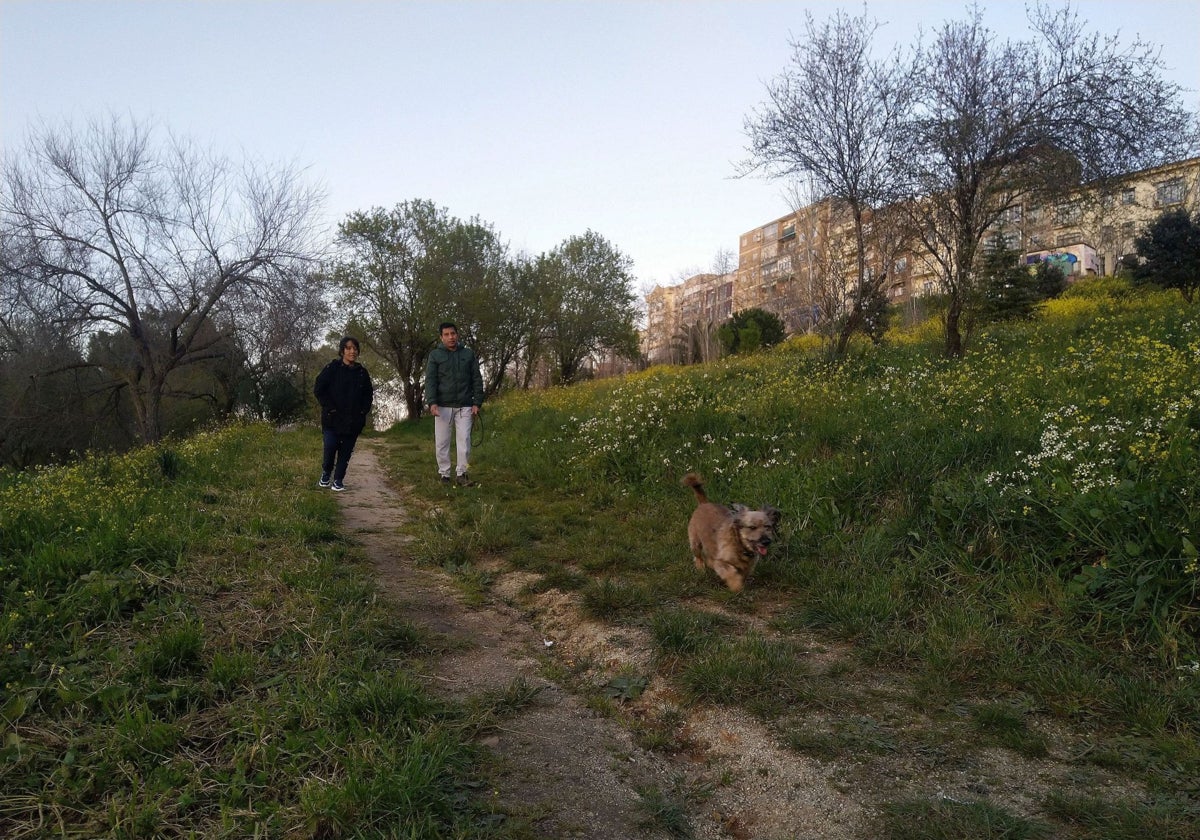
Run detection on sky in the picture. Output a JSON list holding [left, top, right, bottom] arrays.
[[2, 0, 1198, 295]]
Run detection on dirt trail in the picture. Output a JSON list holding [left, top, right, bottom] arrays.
[[333, 442, 862, 840]]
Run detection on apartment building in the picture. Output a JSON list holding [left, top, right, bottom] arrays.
[[1004, 156, 1200, 277], [644, 156, 1200, 353], [643, 271, 734, 364]]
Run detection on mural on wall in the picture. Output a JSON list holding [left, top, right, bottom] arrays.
[[1022, 243, 1100, 277]]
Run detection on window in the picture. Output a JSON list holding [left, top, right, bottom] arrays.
[[987, 232, 1017, 251], [1055, 202, 1081, 225], [1120, 187, 1136, 205], [1056, 232, 1081, 247], [779, 222, 796, 240], [893, 256, 908, 273], [1002, 204, 1023, 224], [1156, 178, 1185, 207], [1026, 205, 1043, 224]]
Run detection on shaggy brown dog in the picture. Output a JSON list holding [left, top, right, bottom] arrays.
[[682, 473, 781, 592]]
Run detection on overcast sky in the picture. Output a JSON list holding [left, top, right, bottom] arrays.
[[2, 0, 1198, 293]]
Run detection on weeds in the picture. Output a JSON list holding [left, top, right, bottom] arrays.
[[879, 798, 1054, 839], [371, 280, 1199, 836], [0, 425, 511, 838]]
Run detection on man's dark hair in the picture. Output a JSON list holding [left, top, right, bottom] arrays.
[[439, 322, 457, 333], [338, 336, 360, 354]]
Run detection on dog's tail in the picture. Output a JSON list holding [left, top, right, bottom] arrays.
[[681, 473, 708, 505]]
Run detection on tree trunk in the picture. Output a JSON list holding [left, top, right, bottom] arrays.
[[404, 379, 423, 421], [834, 305, 864, 356], [943, 294, 965, 357]]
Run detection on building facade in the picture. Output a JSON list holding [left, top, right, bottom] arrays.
[[644, 156, 1200, 353]]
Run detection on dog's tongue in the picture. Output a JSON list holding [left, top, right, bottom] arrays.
[[756, 545, 768, 556]]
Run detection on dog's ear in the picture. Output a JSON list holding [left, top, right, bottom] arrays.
[[730, 503, 749, 521], [764, 505, 782, 526]]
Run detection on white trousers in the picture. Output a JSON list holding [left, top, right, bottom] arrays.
[[434, 407, 473, 477]]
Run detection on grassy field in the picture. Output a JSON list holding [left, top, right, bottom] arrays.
[[377, 277, 1200, 839], [4, 277, 1198, 838], [0, 425, 526, 839]]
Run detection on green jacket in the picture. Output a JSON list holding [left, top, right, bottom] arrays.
[[424, 345, 484, 409]]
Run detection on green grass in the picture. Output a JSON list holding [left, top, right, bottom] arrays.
[[0, 425, 519, 838], [878, 798, 1055, 839], [11, 279, 1193, 836], [373, 278, 1200, 836]]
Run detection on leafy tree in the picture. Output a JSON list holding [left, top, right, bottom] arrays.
[[539, 231, 640, 384], [257, 372, 309, 424], [0, 321, 120, 467], [977, 246, 1067, 322], [1130, 208, 1200, 302], [439, 221, 524, 399], [331, 200, 458, 419], [717, 308, 786, 355], [0, 115, 324, 442], [333, 202, 528, 416], [902, 3, 1196, 356]]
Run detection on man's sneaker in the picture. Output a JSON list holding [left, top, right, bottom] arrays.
[[456, 473, 473, 487], [331, 481, 345, 492], [440, 475, 451, 485], [318, 473, 331, 488]]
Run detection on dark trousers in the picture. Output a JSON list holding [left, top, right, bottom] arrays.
[[321, 429, 359, 482]]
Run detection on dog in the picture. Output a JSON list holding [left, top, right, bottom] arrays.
[[682, 473, 781, 592]]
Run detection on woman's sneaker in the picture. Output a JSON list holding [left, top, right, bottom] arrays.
[[318, 472, 331, 487], [331, 481, 345, 492]]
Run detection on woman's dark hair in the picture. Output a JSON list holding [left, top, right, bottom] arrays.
[[338, 336, 360, 354]]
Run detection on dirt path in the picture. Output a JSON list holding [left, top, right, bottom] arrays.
[[333, 442, 862, 839]]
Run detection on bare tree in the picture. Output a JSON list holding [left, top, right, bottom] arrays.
[[0, 115, 325, 441], [744, 7, 914, 355], [711, 247, 737, 278], [220, 266, 332, 420], [905, 2, 1198, 355]]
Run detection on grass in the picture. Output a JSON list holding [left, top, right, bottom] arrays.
[[878, 798, 1055, 839], [372, 277, 1200, 837], [7, 278, 1198, 837], [0, 424, 523, 838]]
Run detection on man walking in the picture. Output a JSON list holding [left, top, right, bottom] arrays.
[[424, 322, 484, 486], [314, 336, 373, 491]]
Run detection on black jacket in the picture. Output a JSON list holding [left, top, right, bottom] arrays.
[[314, 359, 373, 435]]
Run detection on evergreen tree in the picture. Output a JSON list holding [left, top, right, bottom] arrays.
[[978, 246, 1066, 322], [1131, 208, 1200, 303], [717, 308, 786, 355]]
